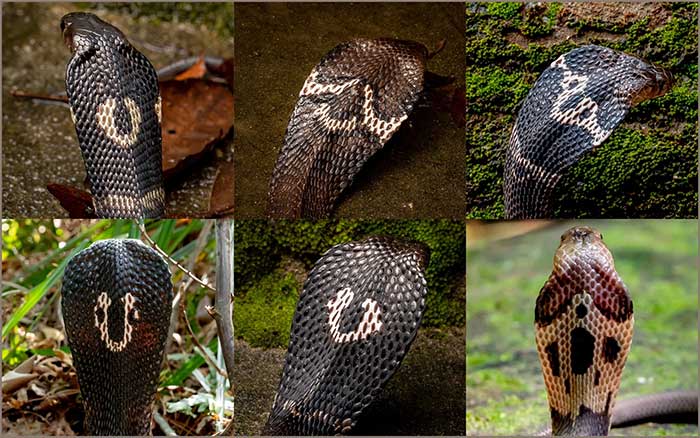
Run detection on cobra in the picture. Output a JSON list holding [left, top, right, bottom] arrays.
[[62, 13, 165, 218], [264, 237, 430, 434], [62, 239, 173, 435], [268, 39, 438, 219], [535, 227, 697, 435], [504, 45, 673, 219]]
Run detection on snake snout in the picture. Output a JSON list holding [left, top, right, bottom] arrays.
[[560, 226, 601, 245], [632, 64, 674, 105]]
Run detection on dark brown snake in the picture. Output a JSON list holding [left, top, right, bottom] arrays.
[[62, 239, 172, 435], [267, 38, 435, 219], [504, 45, 673, 219], [535, 227, 697, 435], [62, 12, 165, 218], [264, 237, 429, 434]]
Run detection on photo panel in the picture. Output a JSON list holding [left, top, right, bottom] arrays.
[[234, 219, 466, 435], [234, 2, 466, 220], [2, 3, 234, 219], [466, 2, 698, 219], [1, 219, 233, 435], [466, 220, 698, 435]]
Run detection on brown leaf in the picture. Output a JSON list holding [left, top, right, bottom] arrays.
[[207, 162, 234, 217], [160, 78, 234, 180], [174, 56, 207, 81], [2, 370, 38, 395], [46, 184, 95, 219]]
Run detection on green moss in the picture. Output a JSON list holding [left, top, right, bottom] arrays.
[[466, 2, 698, 218], [234, 272, 299, 348], [485, 2, 520, 21], [235, 220, 465, 347]]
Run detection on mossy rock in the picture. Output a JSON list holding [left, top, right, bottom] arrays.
[[466, 2, 698, 218]]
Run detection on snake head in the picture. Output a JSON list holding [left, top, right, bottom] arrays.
[[631, 62, 674, 106], [554, 226, 615, 276], [614, 51, 674, 106], [61, 12, 127, 56]]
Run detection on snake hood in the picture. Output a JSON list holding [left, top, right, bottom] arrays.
[[62, 239, 173, 435], [62, 12, 165, 218], [268, 38, 433, 219], [535, 227, 634, 436], [264, 236, 430, 435], [504, 45, 673, 219]]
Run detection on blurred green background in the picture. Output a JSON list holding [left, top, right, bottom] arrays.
[[466, 220, 698, 435]]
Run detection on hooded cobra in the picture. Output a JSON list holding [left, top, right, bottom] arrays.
[[535, 227, 697, 435], [62, 239, 173, 435], [62, 13, 165, 218], [504, 45, 673, 219], [268, 38, 438, 219], [264, 237, 430, 434]]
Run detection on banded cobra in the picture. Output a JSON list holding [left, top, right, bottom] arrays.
[[268, 38, 439, 219], [504, 45, 673, 219], [62, 13, 165, 218], [264, 237, 429, 434], [62, 239, 173, 435], [535, 226, 697, 435]]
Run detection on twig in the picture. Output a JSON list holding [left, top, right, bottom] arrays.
[[180, 289, 227, 379], [153, 411, 178, 436], [165, 221, 214, 354], [138, 223, 216, 292], [211, 220, 234, 386], [211, 220, 234, 437], [10, 90, 68, 103]]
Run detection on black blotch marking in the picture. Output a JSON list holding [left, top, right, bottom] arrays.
[[545, 342, 560, 377], [594, 369, 601, 386], [570, 327, 595, 375], [605, 391, 613, 414], [564, 378, 570, 394], [603, 337, 621, 363], [575, 303, 588, 318]]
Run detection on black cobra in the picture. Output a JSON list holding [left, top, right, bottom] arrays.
[[268, 39, 436, 219], [62, 239, 173, 435], [264, 237, 430, 434], [62, 13, 165, 218], [504, 45, 673, 219]]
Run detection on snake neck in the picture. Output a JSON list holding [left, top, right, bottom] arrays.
[[535, 227, 634, 436]]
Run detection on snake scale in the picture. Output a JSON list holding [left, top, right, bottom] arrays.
[[62, 239, 172, 435], [62, 13, 165, 218], [268, 39, 434, 219], [504, 45, 673, 219], [264, 237, 430, 434], [535, 227, 697, 435]]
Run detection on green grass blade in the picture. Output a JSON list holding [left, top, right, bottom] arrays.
[[2, 242, 88, 340]]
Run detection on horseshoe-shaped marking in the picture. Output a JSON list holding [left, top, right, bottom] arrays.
[[326, 287, 383, 343], [93, 292, 139, 352], [96, 97, 142, 149]]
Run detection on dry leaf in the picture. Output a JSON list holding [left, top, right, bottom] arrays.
[[207, 162, 234, 217]]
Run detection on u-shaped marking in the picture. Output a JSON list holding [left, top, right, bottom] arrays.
[[96, 97, 142, 149], [326, 287, 383, 343], [94, 292, 139, 352]]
